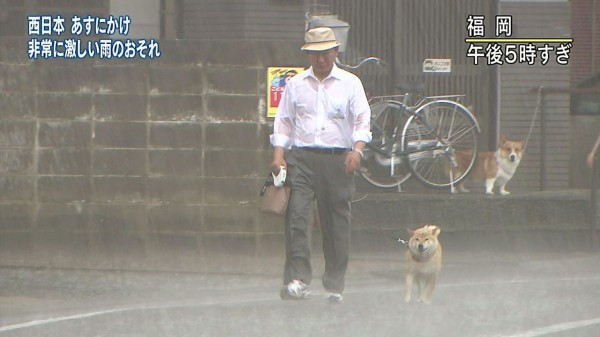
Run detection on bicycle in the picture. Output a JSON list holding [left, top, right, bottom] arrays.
[[338, 57, 481, 190]]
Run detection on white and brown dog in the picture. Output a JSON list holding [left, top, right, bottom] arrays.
[[405, 224, 442, 304], [452, 135, 523, 195]]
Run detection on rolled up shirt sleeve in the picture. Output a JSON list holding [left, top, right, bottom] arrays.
[[351, 81, 372, 145], [270, 84, 294, 149]]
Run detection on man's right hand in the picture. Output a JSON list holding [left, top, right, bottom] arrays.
[[271, 160, 287, 174], [271, 147, 287, 174]]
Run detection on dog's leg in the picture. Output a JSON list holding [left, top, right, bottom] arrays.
[[405, 273, 414, 303], [416, 278, 425, 303], [421, 274, 438, 304], [499, 184, 510, 195], [485, 178, 495, 195]]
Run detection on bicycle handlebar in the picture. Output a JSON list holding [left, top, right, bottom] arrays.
[[336, 57, 387, 70]]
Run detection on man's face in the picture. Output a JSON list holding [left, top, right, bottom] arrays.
[[307, 47, 338, 77]]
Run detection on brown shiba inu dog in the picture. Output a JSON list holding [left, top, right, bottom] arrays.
[[405, 224, 442, 304], [452, 135, 524, 195]]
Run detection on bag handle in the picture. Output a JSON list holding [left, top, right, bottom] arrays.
[[259, 173, 275, 196]]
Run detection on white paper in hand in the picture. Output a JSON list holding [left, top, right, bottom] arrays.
[[272, 166, 286, 187]]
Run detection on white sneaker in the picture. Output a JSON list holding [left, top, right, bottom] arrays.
[[324, 292, 343, 303], [280, 280, 310, 300]]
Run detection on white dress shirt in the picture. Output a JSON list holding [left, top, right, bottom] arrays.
[[270, 64, 372, 149]]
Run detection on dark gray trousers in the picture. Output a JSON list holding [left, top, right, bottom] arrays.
[[283, 148, 355, 293]]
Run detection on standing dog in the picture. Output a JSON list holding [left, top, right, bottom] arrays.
[[405, 224, 442, 304], [452, 135, 523, 195]]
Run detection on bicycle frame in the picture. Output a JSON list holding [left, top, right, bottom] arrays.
[[339, 56, 481, 189], [366, 99, 480, 160]]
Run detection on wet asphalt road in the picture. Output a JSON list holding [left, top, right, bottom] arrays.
[[1, 237, 600, 337]]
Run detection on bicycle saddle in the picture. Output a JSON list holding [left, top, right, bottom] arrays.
[[395, 81, 426, 94]]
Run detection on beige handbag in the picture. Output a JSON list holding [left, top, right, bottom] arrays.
[[260, 173, 290, 215]]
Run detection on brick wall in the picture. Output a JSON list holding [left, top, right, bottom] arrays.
[[0, 37, 307, 270]]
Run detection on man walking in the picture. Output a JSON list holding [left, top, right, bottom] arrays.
[[270, 26, 371, 302]]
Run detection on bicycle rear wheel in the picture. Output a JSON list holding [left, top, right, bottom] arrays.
[[401, 100, 479, 188], [359, 100, 412, 189]]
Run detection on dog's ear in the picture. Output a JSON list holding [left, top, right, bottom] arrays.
[[406, 228, 415, 236], [429, 225, 441, 237]]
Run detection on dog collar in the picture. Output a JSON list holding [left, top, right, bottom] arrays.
[[410, 254, 427, 262]]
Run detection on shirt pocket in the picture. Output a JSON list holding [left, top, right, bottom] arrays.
[[327, 98, 348, 120], [295, 103, 311, 116]]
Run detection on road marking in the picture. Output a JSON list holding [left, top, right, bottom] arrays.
[[499, 317, 600, 337], [0, 295, 274, 333], [0, 308, 130, 332], [1, 275, 599, 333]]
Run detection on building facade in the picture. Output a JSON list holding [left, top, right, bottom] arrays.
[[0, 0, 597, 269]]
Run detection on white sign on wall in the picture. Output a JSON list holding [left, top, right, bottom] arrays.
[[423, 59, 452, 73]]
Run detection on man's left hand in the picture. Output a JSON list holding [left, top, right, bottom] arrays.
[[345, 151, 362, 174]]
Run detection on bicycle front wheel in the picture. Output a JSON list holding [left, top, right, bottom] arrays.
[[401, 100, 479, 188], [360, 100, 412, 189]]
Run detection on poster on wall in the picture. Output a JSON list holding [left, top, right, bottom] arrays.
[[267, 67, 304, 118]]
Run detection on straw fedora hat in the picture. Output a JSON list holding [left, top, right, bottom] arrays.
[[301, 26, 341, 51]]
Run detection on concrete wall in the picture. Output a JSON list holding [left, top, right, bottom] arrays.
[[110, 0, 161, 38], [181, 0, 305, 40], [0, 37, 307, 270]]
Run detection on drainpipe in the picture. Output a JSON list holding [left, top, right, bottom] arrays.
[[592, 0, 597, 73]]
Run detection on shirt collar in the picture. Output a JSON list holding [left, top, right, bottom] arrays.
[[305, 63, 343, 82]]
